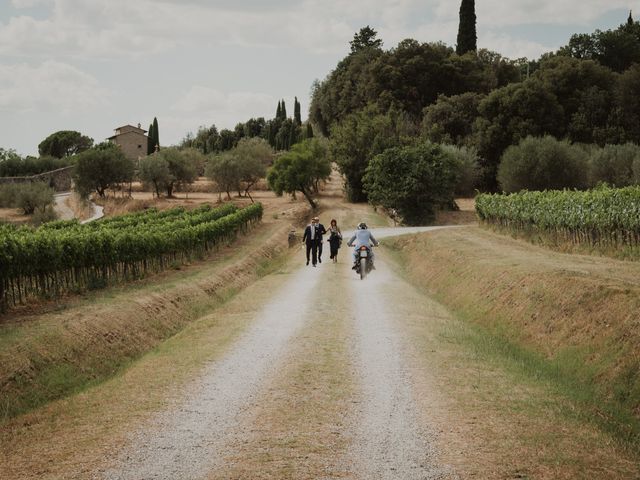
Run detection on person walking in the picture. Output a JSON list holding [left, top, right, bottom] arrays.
[[315, 216, 327, 263], [302, 217, 319, 267], [327, 219, 342, 263]]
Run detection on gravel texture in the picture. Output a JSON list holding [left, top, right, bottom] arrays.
[[343, 261, 457, 480], [99, 265, 322, 480], [100, 226, 457, 479]]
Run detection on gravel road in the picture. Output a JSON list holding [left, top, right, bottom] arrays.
[[99, 227, 456, 479]]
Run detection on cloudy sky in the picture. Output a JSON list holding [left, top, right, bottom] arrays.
[[0, 0, 634, 156]]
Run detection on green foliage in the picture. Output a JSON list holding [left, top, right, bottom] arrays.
[[158, 148, 198, 197], [74, 143, 134, 198], [38, 130, 93, 158], [234, 137, 273, 200], [456, 0, 477, 55], [0, 203, 263, 306], [294, 97, 302, 126], [474, 79, 565, 190], [363, 142, 459, 225], [0, 182, 55, 214], [588, 143, 640, 187], [558, 19, 640, 72], [330, 105, 413, 202], [497, 136, 589, 193], [267, 138, 331, 208], [139, 154, 172, 198], [349, 25, 383, 53], [476, 187, 640, 251], [206, 152, 241, 199], [422, 92, 483, 145], [30, 205, 58, 226], [440, 144, 481, 196], [0, 149, 74, 177], [147, 122, 155, 155], [152, 117, 160, 151]]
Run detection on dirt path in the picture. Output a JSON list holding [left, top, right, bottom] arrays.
[[94, 220, 456, 479]]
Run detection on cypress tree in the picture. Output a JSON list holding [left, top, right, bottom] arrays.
[[456, 0, 477, 55], [276, 101, 282, 120], [294, 97, 302, 126], [281, 99, 287, 120], [628, 10, 634, 27], [152, 117, 160, 151], [306, 123, 313, 139], [147, 123, 154, 155]]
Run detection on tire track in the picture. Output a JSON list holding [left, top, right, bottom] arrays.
[[343, 256, 456, 479], [99, 265, 323, 480]]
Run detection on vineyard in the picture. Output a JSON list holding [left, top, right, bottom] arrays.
[[0, 202, 263, 308], [476, 187, 640, 254]]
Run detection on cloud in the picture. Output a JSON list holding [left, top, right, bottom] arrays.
[[165, 86, 276, 142], [0, 60, 110, 113]]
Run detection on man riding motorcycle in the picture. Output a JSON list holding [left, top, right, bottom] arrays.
[[347, 222, 379, 270]]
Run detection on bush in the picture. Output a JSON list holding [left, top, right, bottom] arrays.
[[17, 182, 55, 214], [0, 183, 20, 207], [31, 205, 58, 226], [497, 135, 589, 193], [588, 143, 640, 187], [440, 144, 480, 196], [363, 142, 459, 225]]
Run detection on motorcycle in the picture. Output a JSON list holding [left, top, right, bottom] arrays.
[[354, 245, 374, 280]]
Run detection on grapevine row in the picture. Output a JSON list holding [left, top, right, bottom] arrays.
[[0, 203, 263, 308], [476, 187, 640, 250]]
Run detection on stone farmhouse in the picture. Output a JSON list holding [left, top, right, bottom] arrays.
[[107, 124, 149, 163]]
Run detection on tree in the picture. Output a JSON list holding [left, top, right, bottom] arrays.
[[280, 99, 287, 120], [306, 123, 314, 139], [456, 0, 477, 55], [38, 130, 93, 158], [139, 155, 172, 198], [74, 143, 134, 198], [158, 148, 198, 197], [234, 137, 273, 201], [206, 152, 241, 200], [267, 138, 331, 208], [363, 142, 459, 225], [472, 78, 565, 190], [152, 117, 160, 151], [350, 26, 383, 53], [330, 105, 410, 201], [294, 97, 302, 126], [147, 123, 155, 155], [588, 143, 640, 187], [276, 101, 282, 120], [497, 136, 589, 192], [422, 92, 484, 145]]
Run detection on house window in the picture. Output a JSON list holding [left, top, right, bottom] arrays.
[[138, 145, 142, 149]]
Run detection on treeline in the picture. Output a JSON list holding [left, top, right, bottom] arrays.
[[0, 148, 75, 177], [311, 17, 640, 195], [180, 97, 313, 154]]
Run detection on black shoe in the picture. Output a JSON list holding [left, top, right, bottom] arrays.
[[352, 265, 357, 270], [306, 261, 309, 265], [313, 263, 317, 267], [319, 258, 322, 263]]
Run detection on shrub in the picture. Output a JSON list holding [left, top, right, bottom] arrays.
[[588, 143, 640, 187], [363, 142, 459, 225], [440, 144, 481, 196], [16, 182, 55, 214], [31, 205, 58, 226], [497, 135, 589, 193]]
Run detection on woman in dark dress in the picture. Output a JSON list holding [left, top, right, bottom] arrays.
[[327, 219, 342, 263]]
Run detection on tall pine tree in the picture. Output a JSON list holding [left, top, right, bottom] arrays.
[[456, 0, 477, 55], [294, 97, 302, 126], [276, 101, 282, 120], [147, 123, 154, 155], [281, 99, 287, 120]]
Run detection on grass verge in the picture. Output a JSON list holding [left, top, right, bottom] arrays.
[[384, 228, 640, 457]]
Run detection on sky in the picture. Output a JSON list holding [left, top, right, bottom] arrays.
[[0, 0, 635, 156]]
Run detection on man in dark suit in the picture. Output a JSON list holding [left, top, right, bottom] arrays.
[[302, 218, 319, 267], [314, 216, 327, 263]]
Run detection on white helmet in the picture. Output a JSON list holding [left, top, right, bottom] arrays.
[[357, 222, 368, 230]]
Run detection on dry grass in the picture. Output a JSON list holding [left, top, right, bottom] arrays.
[[0, 207, 30, 225], [384, 227, 640, 477]]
